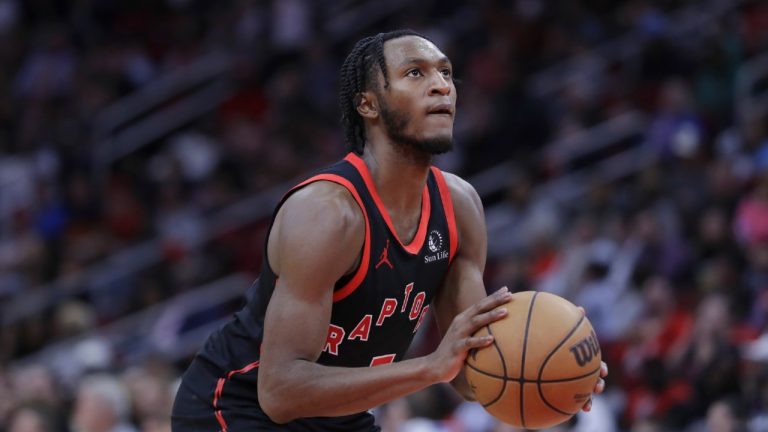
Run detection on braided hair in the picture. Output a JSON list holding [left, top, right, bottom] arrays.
[[338, 29, 430, 154]]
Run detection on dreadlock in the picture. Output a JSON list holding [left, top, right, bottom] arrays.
[[338, 29, 430, 154]]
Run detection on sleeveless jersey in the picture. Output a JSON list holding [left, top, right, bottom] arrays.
[[188, 153, 458, 430]]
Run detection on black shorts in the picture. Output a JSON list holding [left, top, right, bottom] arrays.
[[171, 356, 380, 432]]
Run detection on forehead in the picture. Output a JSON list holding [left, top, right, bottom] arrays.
[[382, 36, 448, 68]]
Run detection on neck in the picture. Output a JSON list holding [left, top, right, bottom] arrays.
[[360, 142, 431, 214]]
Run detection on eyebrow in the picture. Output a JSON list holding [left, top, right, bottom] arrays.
[[397, 56, 452, 68]]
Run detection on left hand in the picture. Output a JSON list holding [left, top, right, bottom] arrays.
[[582, 361, 608, 412], [574, 306, 608, 413]]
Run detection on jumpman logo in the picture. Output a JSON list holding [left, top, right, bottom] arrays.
[[375, 239, 394, 269]]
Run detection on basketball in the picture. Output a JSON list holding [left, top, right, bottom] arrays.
[[465, 291, 602, 429]]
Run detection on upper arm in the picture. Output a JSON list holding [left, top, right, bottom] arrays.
[[260, 182, 364, 368], [433, 173, 488, 332]]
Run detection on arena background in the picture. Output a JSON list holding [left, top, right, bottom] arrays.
[[1, 0, 768, 431]]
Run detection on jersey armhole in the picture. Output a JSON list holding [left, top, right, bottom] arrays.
[[431, 167, 459, 265], [270, 174, 371, 303]]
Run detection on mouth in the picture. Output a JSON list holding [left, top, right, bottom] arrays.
[[426, 104, 454, 117]]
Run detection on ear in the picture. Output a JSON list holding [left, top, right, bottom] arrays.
[[355, 91, 378, 120]]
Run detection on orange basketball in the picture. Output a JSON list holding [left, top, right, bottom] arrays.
[[465, 291, 602, 429]]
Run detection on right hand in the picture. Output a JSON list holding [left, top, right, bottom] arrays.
[[429, 287, 514, 383]]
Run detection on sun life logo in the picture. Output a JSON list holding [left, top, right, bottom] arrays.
[[424, 230, 448, 264], [428, 230, 443, 253]]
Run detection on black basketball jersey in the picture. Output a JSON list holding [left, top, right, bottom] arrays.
[[180, 153, 458, 431]]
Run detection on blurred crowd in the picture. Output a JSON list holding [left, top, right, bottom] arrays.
[[1, 0, 768, 431]]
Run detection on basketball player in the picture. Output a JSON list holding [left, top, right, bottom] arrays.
[[171, 29, 607, 431]]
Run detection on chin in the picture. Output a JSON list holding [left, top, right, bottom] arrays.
[[414, 134, 454, 155]]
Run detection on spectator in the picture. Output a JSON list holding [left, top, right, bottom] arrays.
[[667, 294, 742, 426], [71, 374, 135, 432], [6, 401, 66, 432], [734, 172, 768, 247], [703, 397, 748, 432]]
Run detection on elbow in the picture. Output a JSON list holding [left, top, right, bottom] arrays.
[[258, 387, 295, 424], [258, 373, 297, 424]]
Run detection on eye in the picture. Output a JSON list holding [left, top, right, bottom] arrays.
[[407, 69, 423, 77], [441, 68, 453, 78]]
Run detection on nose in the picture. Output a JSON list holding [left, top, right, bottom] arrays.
[[429, 71, 451, 96]]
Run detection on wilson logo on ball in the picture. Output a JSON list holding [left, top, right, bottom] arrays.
[[568, 330, 600, 367]]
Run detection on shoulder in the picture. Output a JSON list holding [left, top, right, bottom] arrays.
[[438, 170, 484, 220], [269, 180, 365, 275], [435, 169, 486, 256], [282, 180, 365, 227]]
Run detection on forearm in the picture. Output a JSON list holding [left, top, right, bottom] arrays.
[[259, 355, 438, 422]]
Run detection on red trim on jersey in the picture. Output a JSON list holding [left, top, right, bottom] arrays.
[[215, 409, 227, 432], [431, 167, 458, 264], [214, 378, 227, 431], [287, 173, 371, 303], [344, 153, 430, 255], [213, 361, 261, 432], [226, 361, 261, 378]]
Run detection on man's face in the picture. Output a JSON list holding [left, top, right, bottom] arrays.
[[374, 36, 457, 154]]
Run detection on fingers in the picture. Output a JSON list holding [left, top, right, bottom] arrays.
[[451, 288, 512, 355], [583, 378, 604, 412], [454, 306, 507, 349], [472, 304, 508, 325], [592, 362, 607, 395], [458, 288, 511, 334], [594, 377, 605, 394], [462, 334, 495, 350], [470, 287, 513, 315], [584, 363, 609, 413]]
